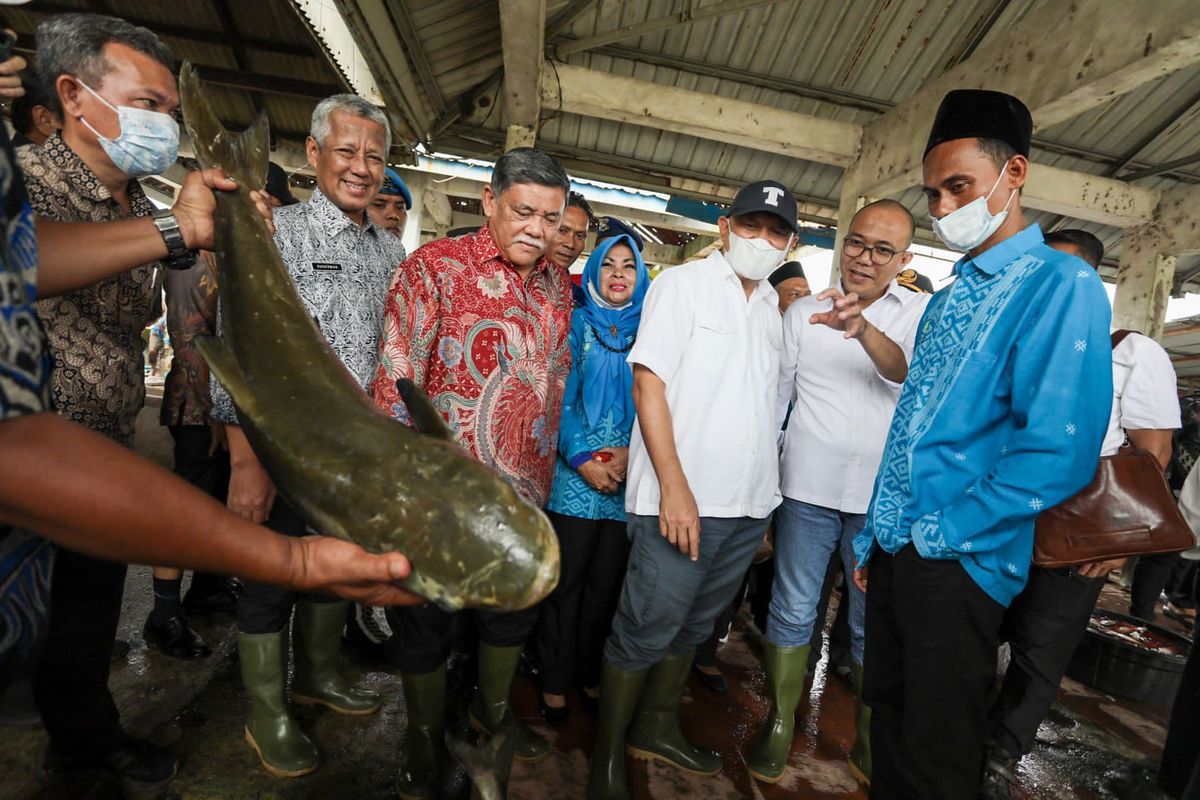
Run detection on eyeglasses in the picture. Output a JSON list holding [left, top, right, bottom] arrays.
[[843, 236, 903, 266]]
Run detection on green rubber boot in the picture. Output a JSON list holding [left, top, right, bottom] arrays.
[[238, 631, 320, 778], [848, 664, 871, 785], [586, 660, 648, 800], [746, 643, 810, 783], [468, 643, 549, 762], [396, 666, 446, 800], [625, 652, 722, 776], [291, 600, 381, 715]]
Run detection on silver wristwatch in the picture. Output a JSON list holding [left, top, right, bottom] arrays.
[[151, 208, 197, 270]]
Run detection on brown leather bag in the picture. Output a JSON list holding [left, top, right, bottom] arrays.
[[1032, 331, 1193, 568]]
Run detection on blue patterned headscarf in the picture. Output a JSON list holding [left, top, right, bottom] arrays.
[[579, 234, 649, 430]]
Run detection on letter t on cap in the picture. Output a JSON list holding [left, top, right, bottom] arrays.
[[762, 186, 784, 207]]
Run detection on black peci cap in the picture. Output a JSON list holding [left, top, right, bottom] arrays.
[[924, 89, 1033, 158], [768, 261, 806, 287]]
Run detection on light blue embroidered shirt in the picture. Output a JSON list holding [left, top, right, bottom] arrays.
[[853, 225, 1113, 607]]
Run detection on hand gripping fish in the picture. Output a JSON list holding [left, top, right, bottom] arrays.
[[178, 64, 559, 611]]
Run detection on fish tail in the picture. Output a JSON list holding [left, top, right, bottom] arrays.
[[179, 63, 270, 190]]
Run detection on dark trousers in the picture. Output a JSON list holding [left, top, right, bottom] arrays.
[[32, 548, 127, 759], [386, 604, 538, 675], [696, 571, 749, 667], [989, 566, 1105, 757], [1167, 558, 1198, 608], [748, 557, 773, 634], [534, 511, 630, 693], [809, 554, 853, 666], [1131, 551, 1181, 620], [170, 425, 230, 595], [169, 425, 230, 502], [1160, 575, 1200, 799], [236, 497, 336, 635], [864, 545, 1005, 800]]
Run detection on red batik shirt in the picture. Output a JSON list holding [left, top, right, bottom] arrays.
[[372, 225, 573, 506]]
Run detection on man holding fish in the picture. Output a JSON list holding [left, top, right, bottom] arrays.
[[0, 7, 422, 796]]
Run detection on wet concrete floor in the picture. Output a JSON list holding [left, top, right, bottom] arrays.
[[0, 399, 1188, 799]]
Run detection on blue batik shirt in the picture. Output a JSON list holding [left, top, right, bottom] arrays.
[[0, 124, 55, 688], [853, 224, 1113, 607]]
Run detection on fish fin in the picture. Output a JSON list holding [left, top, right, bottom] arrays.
[[179, 63, 270, 190], [396, 379, 454, 440], [444, 719, 513, 800], [195, 335, 253, 407]]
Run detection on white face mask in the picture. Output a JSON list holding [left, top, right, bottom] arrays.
[[931, 160, 1016, 252], [725, 230, 789, 281], [76, 80, 180, 179]]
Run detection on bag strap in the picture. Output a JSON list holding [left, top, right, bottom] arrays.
[[1111, 329, 1135, 349]]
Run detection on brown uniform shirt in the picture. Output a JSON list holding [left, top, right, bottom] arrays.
[[20, 133, 163, 445]]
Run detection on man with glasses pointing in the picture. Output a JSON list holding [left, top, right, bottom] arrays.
[[747, 199, 931, 787]]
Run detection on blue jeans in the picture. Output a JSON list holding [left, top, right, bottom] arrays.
[[767, 497, 866, 664]]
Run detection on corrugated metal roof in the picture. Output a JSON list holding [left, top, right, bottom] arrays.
[[6, 1, 1193, 280], [407, 0, 1198, 279], [2, 0, 349, 147]]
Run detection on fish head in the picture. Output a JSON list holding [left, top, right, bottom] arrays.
[[389, 447, 561, 614]]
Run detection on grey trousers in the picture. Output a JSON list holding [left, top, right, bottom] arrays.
[[605, 513, 771, 671]]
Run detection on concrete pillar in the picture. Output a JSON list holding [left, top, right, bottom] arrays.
[[401, 171, 428, 255], [831, 170, 876, 286], [422, 179, 453, 239], [1112, 184, 1200, 340], [1113, 227, 1177, 340], [504, 124, 537, 151]]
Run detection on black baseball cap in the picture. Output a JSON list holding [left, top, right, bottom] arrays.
[[265, 162, 299, 206], [728, 180, 799, 236]]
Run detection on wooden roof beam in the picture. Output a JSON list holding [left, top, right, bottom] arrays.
[[847, 0, 1200, 200], [542, 63, 862, 168], [499, 0, 547, 150]]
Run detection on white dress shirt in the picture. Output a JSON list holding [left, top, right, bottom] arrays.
[[625, 249, 783, 519], [1100, 331, 1180, 456], [777, 281, 931, 514]]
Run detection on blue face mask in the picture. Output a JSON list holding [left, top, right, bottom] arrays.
[[77, 80, 179, 178]]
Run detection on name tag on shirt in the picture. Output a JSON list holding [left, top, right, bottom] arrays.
[[312, 262, 342, 271]]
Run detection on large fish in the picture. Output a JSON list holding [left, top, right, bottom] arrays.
[[178, 64, 559, 611]]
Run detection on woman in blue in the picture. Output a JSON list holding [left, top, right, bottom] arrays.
[[536, 233, 648, 724]]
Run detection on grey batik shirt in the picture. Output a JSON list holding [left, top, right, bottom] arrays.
[[210, 188, 406, 424]]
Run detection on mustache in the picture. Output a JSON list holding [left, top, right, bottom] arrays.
[[513, 235, 545, 250]]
